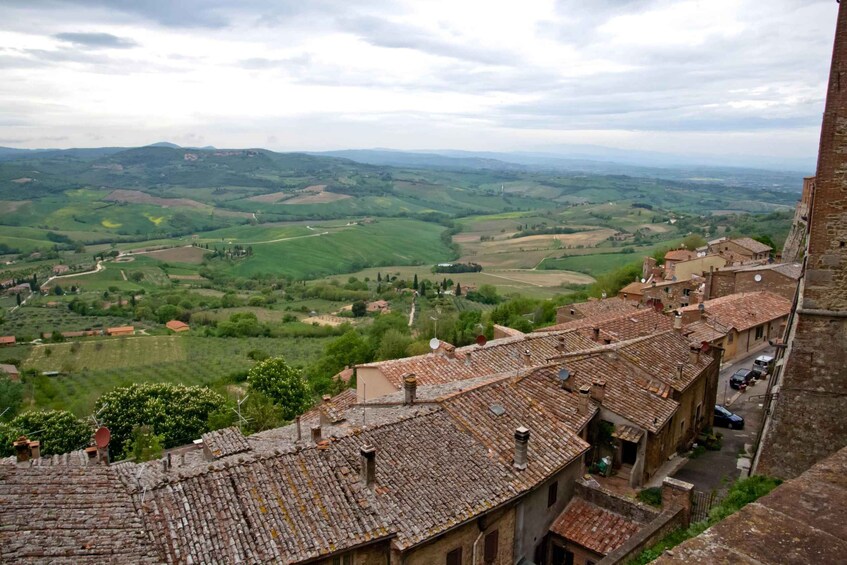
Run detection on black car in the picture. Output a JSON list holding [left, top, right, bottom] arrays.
[[714, 405, 745, 429], [729, 368, 755, 390]]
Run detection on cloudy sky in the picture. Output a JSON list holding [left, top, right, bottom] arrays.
[[0, 0, 838, 164]]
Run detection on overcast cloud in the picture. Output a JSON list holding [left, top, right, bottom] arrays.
[[0, 0, 837, 166]]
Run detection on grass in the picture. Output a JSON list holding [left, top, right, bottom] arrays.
[[21, 335, 331, 416], [628, 475, 782, 564], [0, 306, 141, 341]]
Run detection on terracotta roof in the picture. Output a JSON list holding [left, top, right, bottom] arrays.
[[165, 320, 189, 331], [679, 292, 791, 332], [569, 297, 637, 318], [0, 363, 19, 375], [655, 446, 847, 565], [619, 281, 646, 296], [201, 427, 251, 459], [664, 249, 697, 261], [107, 326, 134, 333], [0, 465, 160, 563], [617, 331, 714, 393], [358, 331, 597, 389], [682, 320, 726, 344], [730, 237, 772, 254], [732, 262, 802, 280], [550, 497, 645, 555], [540, 308, 671, 344], [0, 336, 15, 345]]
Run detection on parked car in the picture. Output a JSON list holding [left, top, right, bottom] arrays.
[[751, 355, 775, 378], [714, 405, 745, 429], [729, 368, 755, 389]]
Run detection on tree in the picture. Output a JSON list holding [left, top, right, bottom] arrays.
[[243, 391, 283, 433], [753, 234, 776, 251], [247, 357, 312, 421], [2, 410, 91, 457], [15, 293, 21, 306], [413, 273, 418, 289], [351, 300, 367, 317], [375, 329, 414, 361], [455, 283, 462, 296], [0, 376, 24, 420], [123, 425, 164, 462], [95, 383, 226, 458], [681, 234, 707, 250]]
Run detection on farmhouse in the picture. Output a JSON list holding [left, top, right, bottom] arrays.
[[106, 326, 134, 336], [0, 364, 20, 382], [3, 283, 30, 296], [708, 237, 772, 265], [0, 336, 15, 347], [52, 264, 69, 275], [165, 320, 190, 332], [366, 300, 390, 314]]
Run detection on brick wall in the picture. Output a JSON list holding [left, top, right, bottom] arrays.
[[734, 272, 798, 301], [755, 3, 847, 480]]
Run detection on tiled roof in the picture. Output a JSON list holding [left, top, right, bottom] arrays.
[[540, 308, 671, 344], [731, 262, 802, 280], [570, 297, 637, 318], [359, 331, 597, 389], [165, 320, 189, 331], [0, 363, 19, 375], [550, 497, 645, 555], [0, 465, 160, 563], [0, 336, 15, 344], [201, 426, 251, 459], [664, 249, 697, 261], [731, 237, 772, 254], [655, 446, 847, 565], [682, 320, 726, 344], [679, 292, 791, 332], [619, 281, 646, 295], [618, 331, 714, 393]]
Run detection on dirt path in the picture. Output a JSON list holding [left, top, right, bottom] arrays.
[[120, 270, 127, 281], [40, 260, 105, 289], [481, 271, 547, 287]]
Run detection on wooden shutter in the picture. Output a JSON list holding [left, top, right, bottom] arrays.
[[484, 530, 499, 563]]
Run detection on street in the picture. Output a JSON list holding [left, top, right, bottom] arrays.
[[671, 345, 773, 493]]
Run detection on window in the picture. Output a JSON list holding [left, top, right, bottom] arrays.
[[332, 554, 352, 565], [683, 288, 691, 296], [484, 530, 499, 563], [755, 325, 764, 340], [727, 332, 734, 344], [547, 481, 558, 508], [446, 547, 462, 565]]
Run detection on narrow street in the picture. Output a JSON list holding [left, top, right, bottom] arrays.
[[671, 345, 774, 493]]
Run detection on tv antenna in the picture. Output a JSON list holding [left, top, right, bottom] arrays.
[[90, 404, 108, 428], [430, 315, 438, 339], [230, 395, 251, 433]]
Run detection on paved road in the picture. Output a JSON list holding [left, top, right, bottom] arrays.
[[672, 346, 774, 493]]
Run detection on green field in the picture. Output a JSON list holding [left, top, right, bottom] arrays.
[[21, 335, 330, 415]]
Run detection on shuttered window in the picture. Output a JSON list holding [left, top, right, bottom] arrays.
[[484, 530, 499, 563], [446, 547, 462, 565]]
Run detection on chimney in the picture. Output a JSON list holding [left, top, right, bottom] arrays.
[[555, 336, 566, 353], [590, 379, 606, 404], [673, 313, 683, 331], [677, 361, 685, 380], [592, 327, 600, 341], [29, 440, 40, 461], [311, 425, 322, 443], [698, 303, 706, 320], [465, 351, 472, 366], [578, 385, 591, 415], [296, 416, 302, 441], [85, 446, 98, 463], [360, 444, 376, 487], [522, 348, 532, 367], [322, 394, 331, 404], [513, 427, 530, 470], [689, 346, 700, 365], [403, 373, 417, 405], [13, 436, 32, 463]]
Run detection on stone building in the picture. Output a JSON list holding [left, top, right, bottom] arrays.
[[754, 1, 847, 480], [707, 237, 772, 265], [704, 262, 802, 302]]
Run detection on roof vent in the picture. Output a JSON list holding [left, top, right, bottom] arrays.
[[489, 404, 506, 417]]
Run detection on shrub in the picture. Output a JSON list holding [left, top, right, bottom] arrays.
[[247, 357, 312, 421], [637, 487, 663, 507]]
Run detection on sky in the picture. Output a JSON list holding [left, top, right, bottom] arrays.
[[0, 0, 838, 165]]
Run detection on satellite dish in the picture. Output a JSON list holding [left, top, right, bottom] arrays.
[[557, 368, 571, 382], [754, 274, 763, 282], [94, 426, 111, 449], [476, 335, 487, 347], [429, 338, 440, 350], [640, 278, 646, 284]]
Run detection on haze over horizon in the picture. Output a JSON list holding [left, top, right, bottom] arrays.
[[0, 0, 836, 168]]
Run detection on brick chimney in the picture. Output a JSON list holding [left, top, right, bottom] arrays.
[[590, 379, 606, 404], [555, 336, 566, 353], [360, 444, 376, 487], [592, 327, 600, 341], [673, 313, 683, 332], [689, 346, 701, 365], [311, 425, 322, 443], [403, 373, 417, 405], [465, 351, 472, 366], [13, 436, 41, 464], [578, 384, 591, 415], [513, 427, 530, 470], [522, 348, 532, 367]]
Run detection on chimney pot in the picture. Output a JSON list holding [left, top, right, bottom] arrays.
[[677, 361, 685, 379], [689, 346, 700, 365], [465, 351, 472, 366], [522, 348, 532, 367], [322, 394, 331, 403], [513, 427, 530, 470], [578, 385, 592, 415], [311, 425, 322, 443], [403, 373, 417, 405], [673, 313, 683, 331], [28, 440, 40, 461], [360, 444, 376, 486], [556, 336, 566, 353]]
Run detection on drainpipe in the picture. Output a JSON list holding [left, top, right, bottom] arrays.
[[472, 529, 484, 565]]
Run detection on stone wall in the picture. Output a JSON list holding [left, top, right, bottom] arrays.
[[781, 177, 814, 263]]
